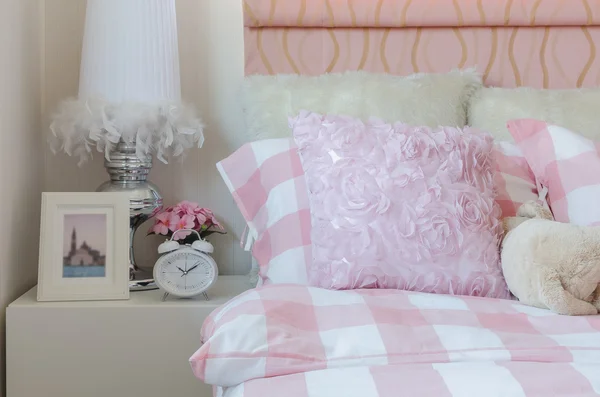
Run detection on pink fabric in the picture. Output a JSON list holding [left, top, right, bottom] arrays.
[[290, 111, 509, 298], [216, 139, 311, 285], [190, 284, 600, 390], [507, 119, 600, 226], [494, 142, 540, 217], [244, 26, 600, 89], [244, 0, 599, 28], [219, 362, 600, 397], [218, 138, 537, 286]]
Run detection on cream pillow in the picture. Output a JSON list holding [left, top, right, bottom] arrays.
[[469, 87, 600, 142], [241, 70, 482, 141]]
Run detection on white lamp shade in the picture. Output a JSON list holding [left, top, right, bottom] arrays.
[[50, 0, 204, 165], [78, 0, 181, 103]]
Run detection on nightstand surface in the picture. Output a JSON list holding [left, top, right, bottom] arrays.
[[7, 275, 251, 397]]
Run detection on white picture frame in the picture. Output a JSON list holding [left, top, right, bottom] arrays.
[[37, 192, 130, 302]]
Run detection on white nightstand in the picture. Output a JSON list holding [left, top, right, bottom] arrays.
[[6, 275, 251, 397]]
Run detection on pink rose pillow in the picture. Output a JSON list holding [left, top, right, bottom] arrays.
[[291, 111, 510, 299]]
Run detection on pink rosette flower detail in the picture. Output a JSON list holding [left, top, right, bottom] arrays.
[[326, 116, 368, 153], [439, 149, 464, 183], [331, 167, 391, 224], [401, 134, 421, 160], [464, 273, 498, 297], [417, 212, 462, 259], [456, 192, 489, 232]]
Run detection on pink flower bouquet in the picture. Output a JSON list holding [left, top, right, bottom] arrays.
[[148, 201, 225, 244]]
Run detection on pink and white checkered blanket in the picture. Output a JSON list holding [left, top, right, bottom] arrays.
[[217, 361, 600, 397], [190, 285, 600, 396]]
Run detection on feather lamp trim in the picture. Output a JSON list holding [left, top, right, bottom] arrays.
[[49, 97, 205, 166]]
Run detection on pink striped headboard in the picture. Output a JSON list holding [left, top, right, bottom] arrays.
[[243, 0, 600, 88]]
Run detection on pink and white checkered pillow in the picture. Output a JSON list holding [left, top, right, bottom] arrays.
[[493, 141, 540, 217], [507, 119, 600, 225], [217, 139, 311, 285], [217, 137, 539, 287]]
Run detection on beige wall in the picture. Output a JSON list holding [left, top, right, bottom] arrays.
[[0, 0, 44, 396], [43, 0, 250, 276]]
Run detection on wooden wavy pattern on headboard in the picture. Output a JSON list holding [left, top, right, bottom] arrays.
[[244, 0, 600, 28], [244, 0, 600, 89]]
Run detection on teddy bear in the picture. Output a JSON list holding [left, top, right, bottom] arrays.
[[501, 200, 600, 316]]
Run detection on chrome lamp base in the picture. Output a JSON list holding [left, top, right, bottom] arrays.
[[96, 140, 163, 291]]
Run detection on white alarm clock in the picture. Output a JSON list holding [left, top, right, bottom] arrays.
[[153, 229, 218, 301]]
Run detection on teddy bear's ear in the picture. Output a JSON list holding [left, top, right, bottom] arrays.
[[517, 200, 554, 220]]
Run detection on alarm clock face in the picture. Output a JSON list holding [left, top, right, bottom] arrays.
[[153, 248, 218, 298]]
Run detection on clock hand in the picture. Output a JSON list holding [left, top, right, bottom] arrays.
[[187, 264, 200, 273], [176, 266, 185, 273]]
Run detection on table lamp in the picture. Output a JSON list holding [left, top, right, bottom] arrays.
[[49, 0, 205, 290]]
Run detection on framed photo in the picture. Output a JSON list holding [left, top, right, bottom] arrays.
[[37, 192, 130, 302]]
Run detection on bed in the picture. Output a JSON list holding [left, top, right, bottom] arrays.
[[191, 1, 600, 395], [193, 285, 600, 396]]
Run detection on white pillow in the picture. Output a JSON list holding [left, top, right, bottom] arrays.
[[241, 69, 482, 141], [469, 87, 600, 142]]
